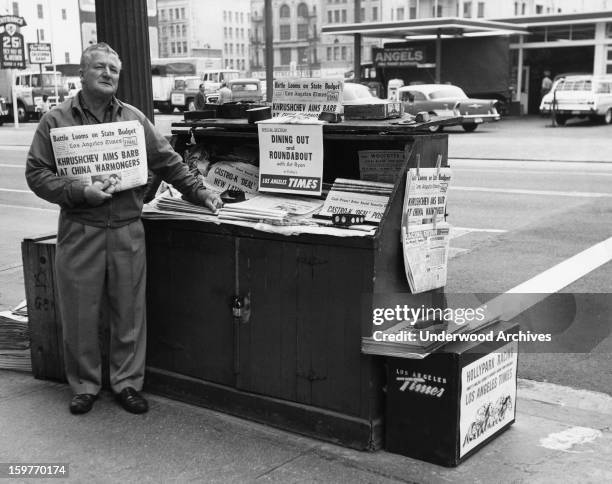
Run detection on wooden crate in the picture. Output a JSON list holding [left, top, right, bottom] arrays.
[[21, 234, 65, 382], [385, 323, 519, 466]]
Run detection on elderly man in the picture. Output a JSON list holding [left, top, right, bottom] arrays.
[[26, 43, 222, 415]]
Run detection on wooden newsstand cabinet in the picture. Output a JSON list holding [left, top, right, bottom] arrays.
[[143, 120, 448, 450]]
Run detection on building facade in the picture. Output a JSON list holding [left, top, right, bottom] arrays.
[[157, 0, 250, 71]]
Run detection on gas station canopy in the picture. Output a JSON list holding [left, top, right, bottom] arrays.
[[322, 17, 529, 39]]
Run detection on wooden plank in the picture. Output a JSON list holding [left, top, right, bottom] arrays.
[[146, 366, 383, 451], [21, 237, 65, 382]]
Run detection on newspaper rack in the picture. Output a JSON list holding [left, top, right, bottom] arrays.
[[142, 118, 450, 451]]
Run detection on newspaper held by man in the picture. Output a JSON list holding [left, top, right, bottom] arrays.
[[50, 120, 148, 194]]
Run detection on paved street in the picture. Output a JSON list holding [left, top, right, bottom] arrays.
[[1, 114, 611, 397]]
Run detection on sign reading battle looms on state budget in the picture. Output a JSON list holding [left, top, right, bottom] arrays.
[[0, 15, 26, 69]]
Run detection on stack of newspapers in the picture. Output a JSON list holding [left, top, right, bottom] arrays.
[[218, 193, 323, 225], [316, 178, 394, 225], [0, 302, 31, 372]]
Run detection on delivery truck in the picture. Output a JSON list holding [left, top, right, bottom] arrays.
[[0, 69, 67, 122]]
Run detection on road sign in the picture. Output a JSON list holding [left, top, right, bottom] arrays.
[[28, 42, 52, 64], [0, 15, 26, 69]]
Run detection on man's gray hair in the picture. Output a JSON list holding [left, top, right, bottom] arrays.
[[80, 42, 122, 70]]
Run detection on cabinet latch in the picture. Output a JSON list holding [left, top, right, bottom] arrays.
[[232, 295, 251, 324]]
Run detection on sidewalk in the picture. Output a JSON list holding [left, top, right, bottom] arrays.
[[1, 369, 611, 483]]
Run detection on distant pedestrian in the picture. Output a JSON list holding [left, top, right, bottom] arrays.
[[541, 70, 553, 98], [194, 83, 206, 110], [217, 82, 232, 104]]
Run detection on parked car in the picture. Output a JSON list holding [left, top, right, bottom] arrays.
[[542, 74, 612, 125], [539, 72, 589, 115], [228, 78, 263, 103], [170, 76, 202, 111], [341, 82, 402, 119], [398, 84, 500, 132]]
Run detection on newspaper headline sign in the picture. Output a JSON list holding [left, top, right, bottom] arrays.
[[358, 150, 405, 183], [50, 120, 148, 194], [401, 166, 452, 293], [27, 42, 52, 64], [272, 77, 343, 118], [202, 161, 259, 195], [257, 122, 323, 196], [460, 341, 518, 457]]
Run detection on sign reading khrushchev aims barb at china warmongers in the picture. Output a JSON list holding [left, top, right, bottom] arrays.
[[257, 78, 343, 197], [0, 15, 26, 69]]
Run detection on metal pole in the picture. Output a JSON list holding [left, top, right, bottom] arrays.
[[12, 70, 19, 128], [264, 0, 273, 101], [353, 0, 361, 80], [45, 0, 58, 103], [435, 29, 441, 83]]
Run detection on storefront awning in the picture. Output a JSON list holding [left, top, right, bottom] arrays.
[[321, 17, 530, 39]]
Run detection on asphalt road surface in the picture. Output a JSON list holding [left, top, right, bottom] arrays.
[[1, 115, 610, 395]]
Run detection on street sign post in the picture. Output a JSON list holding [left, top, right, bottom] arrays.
[[27, 42, 52, 65]]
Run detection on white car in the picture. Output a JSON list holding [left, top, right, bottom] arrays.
[[541, 74, 612, 125]]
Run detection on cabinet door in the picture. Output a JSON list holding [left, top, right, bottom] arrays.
[[146, 224, 236, 386], [236, 237, 378, 418]]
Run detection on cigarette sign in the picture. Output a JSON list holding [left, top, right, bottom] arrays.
[[28, 43, 52, 64]]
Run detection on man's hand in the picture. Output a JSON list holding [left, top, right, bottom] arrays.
[[84, 182, 113, 206], [198, 191, 223, 212]]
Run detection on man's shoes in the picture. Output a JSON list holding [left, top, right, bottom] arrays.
[[69, 393, 98, 414], [116, 387, 149, 414]]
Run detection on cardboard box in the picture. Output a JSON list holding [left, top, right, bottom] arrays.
[[344, 101, 403, 120], [385, 322, 519, 466]]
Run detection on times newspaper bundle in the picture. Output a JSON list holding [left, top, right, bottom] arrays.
[[401, 159, 452, 294], [50, 120, 148, 193]]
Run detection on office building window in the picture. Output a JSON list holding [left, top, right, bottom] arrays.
[[521, 3, 526, 15], [372, 6, 378, 21], [334, 10, 339, 22], [12, 2, 18, 16], [280, 4, 290, 18], [298, 23, 308, 40], [360, 7, 365, 21], [333, 46, 339, 60], [223, 10, 226, 21], [298, 46, 307, 63], [181, 8, 185, 18], [37, 4, 43, 18], [280, 24, 291, 40], [341, 9, 346, 22], [463, 2, 471, 17], [38, 29, 45, 41], [328, 11, 332, 23], [477, 2, 485, 17], [535, 4, 543, 14], [61, 9, 67, 20], [183, 41, 187, 52], [280, 48, 291, 65], [397, 8, 404, 21], [171, 42, 176, 54], [298, 3, 308, 18], [65, 52, 70, 63], [169, 9, 173, 20], [341, 46, 346, 60], [410, 7, 416, 19], [327, 47, 332, 60]]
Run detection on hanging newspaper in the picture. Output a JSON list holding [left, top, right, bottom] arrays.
[[401, 162, 452, 293], [272, 78, 343, 119], [50, 120, 148, 194]]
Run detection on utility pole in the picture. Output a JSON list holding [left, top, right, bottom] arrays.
[[354, 0, 361, 81]]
